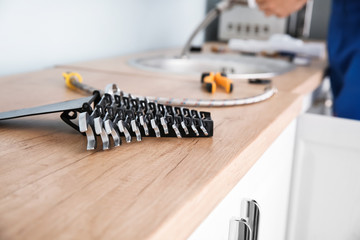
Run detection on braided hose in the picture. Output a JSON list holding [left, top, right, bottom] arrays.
[[140, 86, 277, 107], [64, 72, 277, 107]]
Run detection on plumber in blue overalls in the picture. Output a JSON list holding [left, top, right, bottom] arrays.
[[328, 0, 360, 120], [256, 0, 360, 120]]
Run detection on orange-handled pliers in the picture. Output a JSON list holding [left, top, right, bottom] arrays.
[[201, 72, 233, 94]]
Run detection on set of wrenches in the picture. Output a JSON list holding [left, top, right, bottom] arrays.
[[75, 84, 213, 150], [0, 78, 213, 151]]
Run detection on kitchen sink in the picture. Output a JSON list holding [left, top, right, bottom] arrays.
[[128, 53, 295, 79]]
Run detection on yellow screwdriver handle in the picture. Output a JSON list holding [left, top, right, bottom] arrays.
[[63, 72, 83, 90]]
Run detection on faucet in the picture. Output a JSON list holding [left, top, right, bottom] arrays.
[[179, 0, 249, 58]]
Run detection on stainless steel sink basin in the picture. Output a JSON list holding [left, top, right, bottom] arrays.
[[128, 53, 295, 79]]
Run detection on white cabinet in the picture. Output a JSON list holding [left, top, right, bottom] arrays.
[[189, 113, 360, 240], [287, 114, 360, 240], [188, 120, 297, 240]]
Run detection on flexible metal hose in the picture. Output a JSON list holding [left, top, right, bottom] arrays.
[[68, 75, 277, 108], [144, 86, 277, 107]]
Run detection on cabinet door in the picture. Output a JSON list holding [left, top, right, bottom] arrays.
[[188, 120, 297, 240], [287, 114, 360, 240]]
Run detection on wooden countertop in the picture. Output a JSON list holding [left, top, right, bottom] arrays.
[[0, 49, 325, 240]]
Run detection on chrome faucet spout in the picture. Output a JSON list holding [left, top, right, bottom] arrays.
[[179, 0, 248, 58]]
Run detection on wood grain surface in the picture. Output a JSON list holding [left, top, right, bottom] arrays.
[[0, 56, 321, 240]]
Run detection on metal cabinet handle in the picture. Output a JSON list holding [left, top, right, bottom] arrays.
[[229, 199, 260, 240], [229, 218, 251, 240]]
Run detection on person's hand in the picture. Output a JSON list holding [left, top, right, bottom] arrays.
[[256, 0, 308, 18]]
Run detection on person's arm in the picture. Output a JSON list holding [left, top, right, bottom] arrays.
[[256, 0, 308, 17]]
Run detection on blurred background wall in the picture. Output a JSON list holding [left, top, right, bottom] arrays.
[[205, 0, 331, 42], [0, 0, 206, 77]]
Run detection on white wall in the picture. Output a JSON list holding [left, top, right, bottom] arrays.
[[0, 0, 206, 77]]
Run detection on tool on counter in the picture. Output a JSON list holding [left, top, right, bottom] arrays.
[[0, 73, 214, 151], [0, 71, 276, 151], [201, 72, 233, 94], [248, 79, 272, 85]]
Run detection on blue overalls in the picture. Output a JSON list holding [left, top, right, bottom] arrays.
[[328, 0, 360, 120]]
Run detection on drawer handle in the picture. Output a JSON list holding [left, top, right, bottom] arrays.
[[229, 218, 251, 240], [229, 199, 260, 240]]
